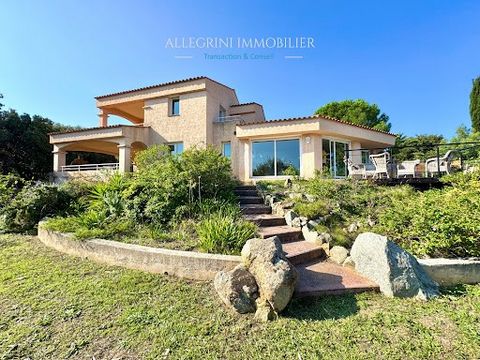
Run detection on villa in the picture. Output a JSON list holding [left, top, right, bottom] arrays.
[[49, 76, 396, 182]]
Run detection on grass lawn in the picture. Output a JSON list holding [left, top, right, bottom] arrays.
[[1, 235, 479, 359]]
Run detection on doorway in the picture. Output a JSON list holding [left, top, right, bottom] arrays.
[[322, 139, 350, 178]]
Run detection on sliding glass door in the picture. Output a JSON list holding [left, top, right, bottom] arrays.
[[252, 139, 300, 177], [322, 139, 349, 178]]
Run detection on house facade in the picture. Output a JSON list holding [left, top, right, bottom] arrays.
[[49, 76, 396, 182]]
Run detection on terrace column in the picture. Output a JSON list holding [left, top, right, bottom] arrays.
[[118, 144, 132, 173], [52, 146, 66, 172], [98, 110, 109, 127]]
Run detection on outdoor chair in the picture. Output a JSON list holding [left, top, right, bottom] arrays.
[[396, 160, 421, 178], [369, 152, 391, 178], [346, 158, 375, 179], [425, 150, 456, 176]]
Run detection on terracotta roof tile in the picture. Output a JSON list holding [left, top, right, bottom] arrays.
[[95, 76, 235, 99], [238, 114, 396, 136], [230, 102, 262, 107]]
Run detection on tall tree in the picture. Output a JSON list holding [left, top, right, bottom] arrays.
[[315, 99, 391, 132], [470, 76, 480, 132], [393, 134, 445, 161]]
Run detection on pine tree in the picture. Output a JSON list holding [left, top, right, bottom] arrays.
[[470, 77, 480, 132]]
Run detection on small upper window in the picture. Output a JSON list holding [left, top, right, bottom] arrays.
[[219, 105, 226, 120], [171, 98, 180, 116]]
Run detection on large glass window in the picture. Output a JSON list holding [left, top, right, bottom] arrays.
[[222, 142, 231, 158], [276, 139, 300, 175], [252, 139, 300, 177], [252, 141, 275, 176], [168, 142, 183, 155]]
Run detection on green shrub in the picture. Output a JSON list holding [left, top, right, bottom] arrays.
[[293, 200, 331, 219], [291, 174, 480, 258], [125, 145, 235, 225], [0, 182, 81, 233], [374, 182, 480, 258], [196, 212, 257, 254], [0, 174, 28, 210]]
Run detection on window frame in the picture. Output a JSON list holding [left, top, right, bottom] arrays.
[[321, 137, 352, 178], [222, 141, 231, 158], [170, 98, 180, 116], [168, 142, 184, 155], [250, 137, 301, 178]]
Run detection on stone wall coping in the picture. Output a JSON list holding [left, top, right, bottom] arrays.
[[37, 223, 240, 281]]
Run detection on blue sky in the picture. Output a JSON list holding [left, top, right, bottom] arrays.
[[1, 0, 479, 137]]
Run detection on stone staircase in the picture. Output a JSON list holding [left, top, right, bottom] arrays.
[[236, 185, 379, 297]]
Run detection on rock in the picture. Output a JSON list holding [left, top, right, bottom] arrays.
[[290, 217, 302, 228], [330, 246, 349, 264], [272, 202, 285, 216], [350, 233, 440, 300], [299, 216, 308, 226], [321, 242, 330, 256], [288, 192, 302, 200], [241, 237, 298, 312], [302, 226, 321, 244], [264, 194, 272, 206], [214, 264, 259, 314], [366, 216, 375, 227], [342, 256, 355, 268], [304, 194, 316, 202], [254, 298, 276, 322], [307, 219, 320, 229], [284, 210, 299, 227], [282, 201, 295, 210], [347, 222, 360, 233], [268, 196, 276, 207], [318, 232, 332, 244]]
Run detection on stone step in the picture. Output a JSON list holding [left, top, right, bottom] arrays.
[[235, 185, 257, 191], [240, 204, 271, 215], [244, 214, 286, 227], [294, 260, 379, 298], [258, 225, 302, 243], [282, 240, 326, 265], [239, 196, 263, 204], [234, 189, 259, 197]]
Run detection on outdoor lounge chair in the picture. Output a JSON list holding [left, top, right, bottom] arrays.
[[425, 150, 456, 176], [346, 158, 375, 179], [396, 160, 421, 178], [369, 152, 391, 178]]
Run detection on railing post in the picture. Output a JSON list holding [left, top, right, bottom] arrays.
[[436, 145, 441, 177]]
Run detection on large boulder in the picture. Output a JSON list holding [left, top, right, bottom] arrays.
[[214, 264, 259, 314], [241, 236, 298, 312], [350, 233, 439, 300]]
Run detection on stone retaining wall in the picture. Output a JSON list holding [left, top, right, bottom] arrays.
[[37, 225, 240, 281], [37, 224, 479, 286], [418, 258, 480, 286]]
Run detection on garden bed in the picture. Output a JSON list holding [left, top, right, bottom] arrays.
[[37, 223, 240, 280], [257, 171, 480, 259]]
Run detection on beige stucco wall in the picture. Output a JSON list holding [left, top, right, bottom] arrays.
[[53, 79, 397, 182], [235, 117, 396, 182], [144, 91, 208, 148]]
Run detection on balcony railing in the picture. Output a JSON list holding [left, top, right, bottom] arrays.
[[61, 163, 119, 172], [214, 115, 244, 123]]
